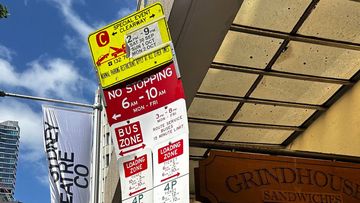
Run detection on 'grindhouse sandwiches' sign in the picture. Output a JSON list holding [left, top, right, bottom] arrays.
[[195, 151, 360, 203]]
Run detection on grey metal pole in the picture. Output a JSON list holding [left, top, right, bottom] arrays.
[[0, 90, 95, 109], [91, 88, 102, 203]]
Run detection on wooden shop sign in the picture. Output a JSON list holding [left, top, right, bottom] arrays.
[[195, 150, 360, 203]]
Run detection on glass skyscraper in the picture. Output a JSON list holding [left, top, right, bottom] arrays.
[[0, 121, 20, 202]]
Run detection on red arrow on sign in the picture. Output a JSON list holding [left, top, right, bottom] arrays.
[[129, 187, 146, 196], [161, 172, 180, 182], [119, 144, 146, 156]]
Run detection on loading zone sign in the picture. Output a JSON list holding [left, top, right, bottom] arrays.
[[119, 149, 153, 201], [153, 137, 189, 186], [88, 3, 173, 88]]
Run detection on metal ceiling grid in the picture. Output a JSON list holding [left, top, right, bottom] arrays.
[[250, 76, 342, 104], [272, 41, 360, 79], [220, 126, 293, 144], [188, 98, 238, 120], [213, 31, 283, 68], [232, 103, 315, 126], [298, 0, 360, 44], [187, 0, 360, 159], [233, 0, 312, 33], [198, 68, 258, 96], [189, 123, 222, 141]]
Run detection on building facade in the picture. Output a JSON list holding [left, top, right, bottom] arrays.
[[0, 121, 20, 202], [98, 102, 113, 203]]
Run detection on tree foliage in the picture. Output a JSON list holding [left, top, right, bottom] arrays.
[[0, 3, 9, 19]]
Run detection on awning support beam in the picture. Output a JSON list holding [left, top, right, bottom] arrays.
[[211, 62, 354, 86], [190, 139, 360, 164], [188, 117, 304, 131], [196, 92, 326, 111], [230, 24, 360, 51]]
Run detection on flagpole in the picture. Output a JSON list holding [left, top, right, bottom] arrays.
[[91, 88, 102, 203]]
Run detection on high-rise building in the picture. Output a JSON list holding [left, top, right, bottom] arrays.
[[0, 121, 20, 202]]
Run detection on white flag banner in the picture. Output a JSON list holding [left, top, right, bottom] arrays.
[[42, 106, 93, 203]]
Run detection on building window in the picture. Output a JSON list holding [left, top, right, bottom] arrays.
[[106, 133, 110, 145], [105, 154, 109, 167]]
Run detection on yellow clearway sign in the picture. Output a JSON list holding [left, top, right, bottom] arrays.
[[88, 3, 173, 88]]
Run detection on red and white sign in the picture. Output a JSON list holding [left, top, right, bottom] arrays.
[[122, 190, 153, 203], [158, 140, 184, 164], [153, 175, 189, 203], [104, 61, 189, 203], [114, 121, 146, 156], [103, 63, 184, 126], [119, 149, 153, 200], [123, 154, 148, 177], [111, 99, 188, 156], [153, 136, 189, 186]]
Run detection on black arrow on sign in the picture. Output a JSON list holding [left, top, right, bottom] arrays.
[[150, 14, 155, 18], [112, 32, 117, 36]]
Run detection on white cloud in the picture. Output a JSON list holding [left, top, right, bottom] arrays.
[[117, 7, 133, 19], [54, 1, 94, 40], [0, 95, 50, 187], [0, 44, 15, 61], [0, 59, 18, 86], [36, 174, 50, 187], [0, 56, 96, 185], [0, 99, 43, 161], [64, 35, 91, 59], [48, 0, 95, 58], [48, 0, 136, 59], [0, 44, 96, 165], [0, 56, 96, 184], [33, 159, 51, 186], [0, 57, 96, 102]]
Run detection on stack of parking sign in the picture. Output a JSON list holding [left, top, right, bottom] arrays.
[[88, 3, 189, 203]]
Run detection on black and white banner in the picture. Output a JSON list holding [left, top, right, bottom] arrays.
[[42, 106, 93, 203]]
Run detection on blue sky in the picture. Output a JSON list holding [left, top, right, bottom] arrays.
[[0, 0, 136, 202]]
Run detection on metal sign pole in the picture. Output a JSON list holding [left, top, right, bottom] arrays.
[[91, 89, 102, 203], [0, 90, 95, 108]]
